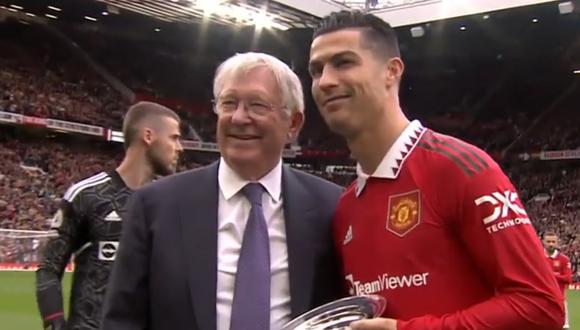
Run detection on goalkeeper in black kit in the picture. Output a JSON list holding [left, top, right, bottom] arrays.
[[35, 102, 183, 330]]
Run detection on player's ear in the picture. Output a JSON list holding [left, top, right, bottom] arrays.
[[385, 57, 404, 89], [142, 127, 155, 146]]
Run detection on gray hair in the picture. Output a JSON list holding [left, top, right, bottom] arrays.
[[213, 52, 304, 114]]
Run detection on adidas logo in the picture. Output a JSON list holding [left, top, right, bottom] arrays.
[[104, 211, 121, 222], [343, 225, 353, 245]]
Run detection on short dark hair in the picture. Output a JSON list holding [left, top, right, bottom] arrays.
[[122, 101, 180, 150], [543, 231, 558, 239], [313, 10, 400, 59]]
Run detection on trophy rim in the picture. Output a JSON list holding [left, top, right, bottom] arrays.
[[281, 294, 386, 330]]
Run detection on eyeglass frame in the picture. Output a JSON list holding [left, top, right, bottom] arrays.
[[212, 96, 288, 116]]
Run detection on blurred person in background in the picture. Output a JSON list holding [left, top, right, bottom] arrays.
[[544, 231, 573, 330], [35, 101, 182, 330]]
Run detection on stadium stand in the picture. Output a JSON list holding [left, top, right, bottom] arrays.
[[0, 24, 127, 129]]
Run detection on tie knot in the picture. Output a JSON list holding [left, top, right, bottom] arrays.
[[242, 183, 265, 206]]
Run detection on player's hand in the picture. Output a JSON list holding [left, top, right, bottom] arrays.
[[43, 317, 66, 330], [350, 317, 398, 330]]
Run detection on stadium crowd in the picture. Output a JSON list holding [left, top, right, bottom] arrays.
[[0, 137, 119, 231], [0, 25, 127, 128], [518, 169, 580, 281]]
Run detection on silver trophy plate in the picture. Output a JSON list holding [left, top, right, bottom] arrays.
[[281, 295, 386, 330]]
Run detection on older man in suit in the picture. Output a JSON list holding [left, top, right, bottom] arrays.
[[101, 52, 344, 330]]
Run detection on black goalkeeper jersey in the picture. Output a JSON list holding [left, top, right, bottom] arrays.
[[36, 171, 132, 330]]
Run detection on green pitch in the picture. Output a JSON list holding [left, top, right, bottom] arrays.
[[0, 271, 578, 329], [0, 271, 71, 330], [569, 289, 580, 329]]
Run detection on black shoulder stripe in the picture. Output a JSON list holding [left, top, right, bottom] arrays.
[[423, 134, 488, 174], [418, 141, 476, 177], [439, 134, 490, 170]]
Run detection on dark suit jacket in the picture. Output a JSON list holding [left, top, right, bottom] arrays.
[[101, 161, 344, 330]]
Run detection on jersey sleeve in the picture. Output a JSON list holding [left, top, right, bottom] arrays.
[[398, 165, 564, 330], [556, 255, 573, 286], [36, 193, 87, 323]]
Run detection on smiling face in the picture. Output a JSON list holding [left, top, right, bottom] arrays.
[[309, 28, 403, 139], [216, 65, 304, 177]]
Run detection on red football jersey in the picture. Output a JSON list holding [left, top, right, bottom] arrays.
[[333, 120, 564, 330], [546, 250, 573, 296]]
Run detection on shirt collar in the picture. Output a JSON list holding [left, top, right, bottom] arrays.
[[356, 120, 426, 197], [218, 158, 282, 202], [546, 249, 559, 259], [110, 170, 132, 192]]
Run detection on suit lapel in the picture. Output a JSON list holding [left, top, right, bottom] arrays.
[[179, 162, 219, 330], [282, 166, 319, 317]]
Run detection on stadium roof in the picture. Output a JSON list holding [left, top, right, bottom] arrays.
[[0, 0, 322, 30], [0, 0, 563, 30], [276, 0, 561, 27], [1, 1, 577, 68], [94, 0, 320, 30]]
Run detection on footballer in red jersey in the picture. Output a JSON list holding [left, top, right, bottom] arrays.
[[544, 232, 573, 329], [309, 10, 564, 330]]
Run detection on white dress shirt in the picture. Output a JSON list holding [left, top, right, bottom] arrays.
[[216, 158, 291, 330]]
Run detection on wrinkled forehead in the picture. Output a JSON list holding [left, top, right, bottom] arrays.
[[227, 63, 268, 80], [219, 66, 280, 99]]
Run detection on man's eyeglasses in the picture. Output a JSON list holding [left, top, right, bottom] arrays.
[[212, 98, 285, 116]]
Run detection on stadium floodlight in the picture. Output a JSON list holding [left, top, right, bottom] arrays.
[[45, 13, 58, 19], [25, 12, 35, 17], [574, 70, 580, 74], [84, 15, 98, 22], [231, 5, 252, 23], [197, 0, 221, 16], [9, 4, 23, 10], [47, 5, 61, 12], [254, 11, 273, 29]]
